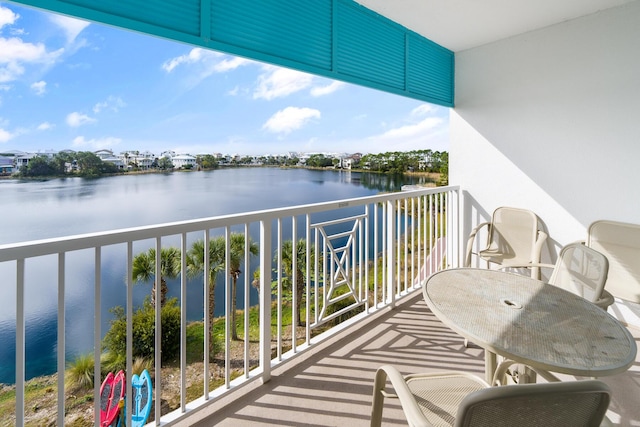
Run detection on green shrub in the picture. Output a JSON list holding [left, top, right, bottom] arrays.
[[103, 298, 181, 363], [66, 353, 95, 390]]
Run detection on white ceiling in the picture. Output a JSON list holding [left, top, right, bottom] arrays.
[[355, 0, 638, 52]]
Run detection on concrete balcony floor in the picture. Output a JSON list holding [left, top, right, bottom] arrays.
[[177, 292, 640, 427]]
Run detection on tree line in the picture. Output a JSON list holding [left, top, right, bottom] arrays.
[[11, 148, 448, 180], [18, 151, 123, 178]]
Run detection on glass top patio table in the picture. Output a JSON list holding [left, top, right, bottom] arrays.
[[423, 268, 637, 383]]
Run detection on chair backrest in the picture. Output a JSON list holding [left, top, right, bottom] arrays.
[[587, 220, 640, 303], [486, 207, 540, 262], [549, 243, 609, 303], [455, 380, 611, 427]]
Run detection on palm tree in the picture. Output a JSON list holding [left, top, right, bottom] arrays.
[[229, 233, 259, 340], [132, 247, 181, 307], [278, 239, 312, 327], [186, 236, 226, 344]]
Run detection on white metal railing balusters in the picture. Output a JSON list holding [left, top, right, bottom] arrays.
[[364, 205, 369, 312], [322, 233, 327, 321], [291, 216, 297, 353], [94, 247, 101, 427], [313, 219, 319, 326], [154, 237, 162, 424], [410, 197, 415, 288], [358, 215, 363, 304], [16, 258, 24, 427], [244, 223, 250, 377], [180, 232, 187, 412], [224, 227, 231, 389], [306, 215, 311, 343], [57, 253, 65, 426], [381, 202, 386, 305], [403, 199, 408, 292], [386, 200, 396, 307], [204, 229, 210, 398], [396, 200, 401, 297], [276, 219, 282, 361], [259, 219, 272, 383], [126, 242, 133, 427], [440, 192, 445, 270], [373, 204, 379, 309], [429, 194, 434, 275]]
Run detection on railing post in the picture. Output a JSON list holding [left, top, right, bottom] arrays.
[[386, 200, 396, 307], [260, 219, 272, 383]]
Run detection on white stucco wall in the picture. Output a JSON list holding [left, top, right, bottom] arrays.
[[451, 2, 640, 324], [452, 1, 640, 247]]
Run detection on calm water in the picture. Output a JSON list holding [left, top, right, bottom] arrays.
[[0, 167, 429, 383]]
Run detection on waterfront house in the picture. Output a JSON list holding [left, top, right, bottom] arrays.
[[2, 1, 640, 426], [171, 154, 197, 169]]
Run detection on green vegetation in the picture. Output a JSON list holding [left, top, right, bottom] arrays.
[[102, 298, 182, 364], [359, 149, 447, 174], [132, 247, 182, 308], [18, 151, 121, 178]]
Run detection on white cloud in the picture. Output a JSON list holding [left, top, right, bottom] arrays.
[[0, 37, 63, 83], [162, 48, 252, 90], [31, 80, 46, 95], [72, 135, 122, 149], [377, 117, 443, 140], [37, 122, 53, 131], [0, 5, 19, 30], [162, 48, 212, 72], [0, 127, 13, 143], [262, 107, 321, 135], [49, 14, 90, 44], [93, 96, 126, 113], [310, 81, 345, 97], [254, 66, 314, 100], [162, 48, 250, 74], [410, 104, 436, 117], [66, 112, 96, 127], [214, 56, 251, 73]]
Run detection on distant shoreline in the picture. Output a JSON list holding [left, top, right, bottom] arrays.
[[0, 166, 442, 183]]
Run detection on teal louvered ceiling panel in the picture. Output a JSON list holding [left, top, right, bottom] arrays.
[[210, 0, 333, 70], [11, 0, 455, 106], [407, 34, 454, 105], [59, 0, 201, 35], [335, 0, 405, 90]]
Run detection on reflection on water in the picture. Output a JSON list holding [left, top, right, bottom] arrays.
[[0, 167, 429, 383]]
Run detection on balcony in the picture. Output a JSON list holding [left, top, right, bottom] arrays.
[[1, 186, 460, 426], [2, 185, 639, 426]]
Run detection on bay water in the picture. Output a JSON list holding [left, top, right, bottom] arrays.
[[0, 167, 431, 383]]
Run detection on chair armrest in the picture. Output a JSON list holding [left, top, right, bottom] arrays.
[[594, 290, 615, 310], [465, 222, 489, 267], [371, 365, 434, 427], [533, 231, 548, 262], [498, 262, 555, 271]]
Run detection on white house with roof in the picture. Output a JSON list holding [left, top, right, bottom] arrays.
[[172, 154, 197, 169]]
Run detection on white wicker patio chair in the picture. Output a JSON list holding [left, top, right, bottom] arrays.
[[464, 207, 547, 279], [370, 365, 611, 427]]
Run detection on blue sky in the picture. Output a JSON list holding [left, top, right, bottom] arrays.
[[0, 2, 449, 156]]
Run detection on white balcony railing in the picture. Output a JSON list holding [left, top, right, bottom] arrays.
[[0, 185, 460, 426]]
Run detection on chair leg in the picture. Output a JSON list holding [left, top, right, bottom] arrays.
[[370, 368, 388, 427]]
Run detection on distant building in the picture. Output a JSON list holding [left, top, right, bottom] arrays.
[[0, 156, 14, 175], [172, 154, 197, 169], [14, 153, 38, 171]]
